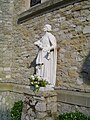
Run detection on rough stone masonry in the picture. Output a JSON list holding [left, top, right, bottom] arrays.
[[0, 0, 90, 94], [0, 0, 90, 117]]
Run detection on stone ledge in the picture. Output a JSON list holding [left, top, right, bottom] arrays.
[[56, 90, 90, 108], [0, 83, 56, 97], [18, 0, 83, 24], [0, 82, 31, 94]]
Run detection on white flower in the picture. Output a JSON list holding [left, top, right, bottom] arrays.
[[34, 81, 38, 84], [31, 75, 34, 77], [34, 74, 37, 77], [37, 76, 41, 80], [36, 85, 39, 88], [31, 75, 34, 80], [31, 82, 33, 84]]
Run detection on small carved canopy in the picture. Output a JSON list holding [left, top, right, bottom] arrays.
[[30, 0, 41, 7]]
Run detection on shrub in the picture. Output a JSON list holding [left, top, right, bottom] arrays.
[[56, 111, 90, 120], [11, 100, 23, 120]]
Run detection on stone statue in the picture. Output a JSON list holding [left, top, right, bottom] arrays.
[[34, 24, 57, 86]]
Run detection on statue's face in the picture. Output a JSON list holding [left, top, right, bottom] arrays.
[[43, 26, 48, 32], [43, 24, 52, 32]]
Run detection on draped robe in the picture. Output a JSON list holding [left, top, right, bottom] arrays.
[[35, 32, 57, 86]]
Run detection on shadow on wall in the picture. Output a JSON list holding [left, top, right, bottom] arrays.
[[81, 51, 90, 85], [27, 56, 37, 74]]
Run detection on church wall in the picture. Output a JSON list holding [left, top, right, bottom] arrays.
[[0, 0, 90, 91], [0, 0, 14, 83], [57, 89, 90, 116], [0, 0, 90, 117], [0, 0, 89, 90], [16, 0, 90, 91]]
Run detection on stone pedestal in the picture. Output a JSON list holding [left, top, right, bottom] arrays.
[[21, 90, 57, 120]]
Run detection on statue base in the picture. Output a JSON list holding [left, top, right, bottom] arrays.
[[39, 85, 54, 91]]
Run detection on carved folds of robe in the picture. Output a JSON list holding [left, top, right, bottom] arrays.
[[35, 32, 57, 86]]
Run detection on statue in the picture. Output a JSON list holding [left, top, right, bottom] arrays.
[[34, 24, 57, 86]]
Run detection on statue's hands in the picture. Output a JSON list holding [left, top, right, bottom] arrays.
[[39, 45, 43, 49], [34, 41, 43, 49], [50, 45, 54, 51], [34, 42, 39, 47], [47, 49, 50, 54]]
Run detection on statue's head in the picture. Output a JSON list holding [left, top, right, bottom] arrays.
[[43, 24, 52, 32]]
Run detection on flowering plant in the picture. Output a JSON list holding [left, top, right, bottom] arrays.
[[29, 75, 49, 91]]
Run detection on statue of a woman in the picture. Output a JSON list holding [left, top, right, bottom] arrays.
[[34, 24, 57, 86]]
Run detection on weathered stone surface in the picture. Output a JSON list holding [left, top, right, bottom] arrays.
[[35, 102, 46, 112], [22, 91, 57, 120], [68, 67, 78, 78], [47, 102, 57, 113], [0, 91, 24, 115], [36, 112, 47, 119], [87, 15, 90, 21], [57, 102, 90, 116], [76, 78, 83, 85], [0, 0, 90, 116], [46, 96, 57, 103], [25, 115, 29, 120], [83, 26, 90, 34], [1, 0, 89, 91], [57, 90, 90, 116], [45, 117, 53, 120]]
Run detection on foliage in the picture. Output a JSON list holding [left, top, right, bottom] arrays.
[[56, 111, 90, 120], [29, 75, 49, 91], [11, 101, 23, 120]]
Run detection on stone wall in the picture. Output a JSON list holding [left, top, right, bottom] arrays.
[[21, 91, 57, 120], [58, 102, 90, 116], [0, 83, 57, 120], [0, 84, 90, 119], [16, 0, 90, 91], [0, 0, 90, 91], [0, 0, 90, 117], [0, 91, 24, 119], [0, 0, 13, 82], [0, 0, 90, 90], [0, 83, 31, 112], [0, 91, 24, 111], [57, 90, 90, 116]]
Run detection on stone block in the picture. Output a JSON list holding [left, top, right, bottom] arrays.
[[86, 98, 90, 107], [29, 116, 34, 120], [0, 68, 3, 71], [33, 96, 45, 101], [87, 15, 90, 21], [68, 67, 78, 78], [83, 26, 90, 34], [6, 75, 11, 79], [35, 102, 46, 112], [25, 115, 29, 120], [46, 96, 57, 103], [45, 117, 53, 120], [4, 67, 11, 72], [57, 90, 90, 107], [36, 112, 47, 119], [57, 92, 66, 102], [29, 109, 36, 117], [47, 102, 57, 113]]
